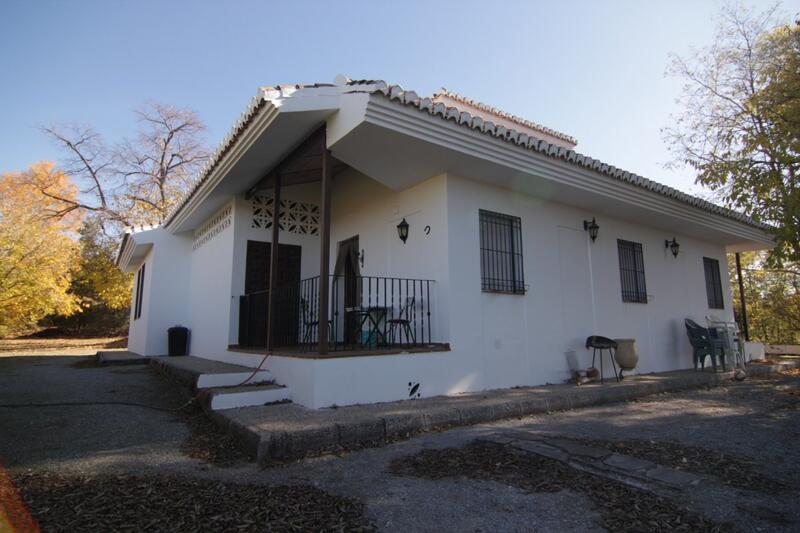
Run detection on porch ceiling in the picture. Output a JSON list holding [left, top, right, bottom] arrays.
[[247, 128, 350, 195], [169, 108, 336, 233]]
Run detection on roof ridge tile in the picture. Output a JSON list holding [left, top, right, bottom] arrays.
[[433, 87, 577, 145]]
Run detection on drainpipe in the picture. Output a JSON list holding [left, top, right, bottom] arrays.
[[735, 252, 750, 341], [586, 231, 598, 333]]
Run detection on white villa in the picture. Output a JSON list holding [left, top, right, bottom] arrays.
[[116, 76, 773, 409]]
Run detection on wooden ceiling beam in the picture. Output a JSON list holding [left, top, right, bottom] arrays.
[[247, 160, 349, 195], [246, 126, 326, 199]]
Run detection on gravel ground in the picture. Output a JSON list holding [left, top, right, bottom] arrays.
[[389, 441, 730, 532], [502, 371, 800, 491], [554, 434, 789, 494], [1, 352, 799, 532]]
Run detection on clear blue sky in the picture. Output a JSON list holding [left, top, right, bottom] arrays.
[[1, 0, 796, 195]]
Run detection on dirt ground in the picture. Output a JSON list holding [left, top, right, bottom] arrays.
[[0, 336, 126, 356], [1, 347, 798, 532]]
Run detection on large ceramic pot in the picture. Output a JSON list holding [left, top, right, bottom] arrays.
[[614, 338, 639, 370]]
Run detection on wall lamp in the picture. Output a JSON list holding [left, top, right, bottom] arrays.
[[665, 237, 680, 258], [583, 217, 599, 242], [397, 218, 409, 244]]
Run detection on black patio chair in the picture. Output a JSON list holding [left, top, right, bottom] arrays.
[[684, 319, 725, 371], [585, 335, 619, 383], [300, 298, 333, 350], [387, 297, 416, 347]]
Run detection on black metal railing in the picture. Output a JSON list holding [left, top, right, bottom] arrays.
[[238, 275, 434, 351]]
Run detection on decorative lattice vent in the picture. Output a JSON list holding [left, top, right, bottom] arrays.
[[193, 204, 232, 250], [251, 195, 319, 236]]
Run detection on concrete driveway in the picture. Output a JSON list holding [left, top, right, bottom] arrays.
[[0, 353, 190, 472], [1, 351, 798, 532]]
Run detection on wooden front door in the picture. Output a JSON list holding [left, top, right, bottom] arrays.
[[240, 240, 302, 347], [335, 236, 360, 345]]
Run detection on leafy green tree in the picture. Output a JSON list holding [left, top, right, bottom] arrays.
[[666, 4, 800, 264]]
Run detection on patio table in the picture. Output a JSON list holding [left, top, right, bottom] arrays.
[[345, 306, 388, 347]]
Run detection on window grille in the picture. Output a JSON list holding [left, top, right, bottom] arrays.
[[617, 240, 647, 303], [134, 264, 145, 320], [479, 209, 525, 294], [703, 257, 724, 309]]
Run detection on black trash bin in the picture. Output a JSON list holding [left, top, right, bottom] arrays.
[[167, 326, 189, 356]]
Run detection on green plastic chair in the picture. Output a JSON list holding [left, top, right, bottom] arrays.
[[685, 319, 725, 371]]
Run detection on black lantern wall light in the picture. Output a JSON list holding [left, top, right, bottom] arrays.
[[583, 217, 599, 242], [397, 218, 409, 244], [665, 237, 680, 258]]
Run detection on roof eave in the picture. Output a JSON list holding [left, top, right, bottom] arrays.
[[362, 92, 773, 248]]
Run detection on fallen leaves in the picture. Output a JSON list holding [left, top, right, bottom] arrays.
[[14, 472, 376, 532], [389, 441, 731, 532], [555, 435, 789, 495], [179, 405, 249, 466]]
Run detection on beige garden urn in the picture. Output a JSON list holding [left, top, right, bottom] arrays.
[[614, 338, 639, 380]]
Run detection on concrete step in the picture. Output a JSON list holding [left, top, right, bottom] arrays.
[[205, 384, 292, 411], [152, 356, 273, 391], [211, 358, 800, 463], [96, 350, 149, 366]]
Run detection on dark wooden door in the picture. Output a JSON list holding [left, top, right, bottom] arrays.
[[244, 241, 302, 293], [336, 236, 360, 345], [240, 241, 302, 347]]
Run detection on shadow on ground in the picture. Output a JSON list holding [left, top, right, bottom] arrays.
[[2, 352, 799, 532], [0, 355, 190, 470]]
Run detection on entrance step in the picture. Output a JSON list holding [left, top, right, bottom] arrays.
[[96, 350, 149, 366], [204, 384, 292, 411], [152, 356, 273, 391]]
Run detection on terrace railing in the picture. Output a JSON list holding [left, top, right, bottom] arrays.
[[238, 275, 434, 352]]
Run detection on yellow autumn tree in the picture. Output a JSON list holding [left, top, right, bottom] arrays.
[[0, 162, 81, 337]]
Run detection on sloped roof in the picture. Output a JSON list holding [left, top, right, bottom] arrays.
[[163, 83, 334, 227], [432, 88, 577, 146], [163, 77, 770, 233], [355, 80, 769, 231]]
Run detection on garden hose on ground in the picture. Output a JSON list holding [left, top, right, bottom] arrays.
[[232, 352, 271, 388], [0, 400, 195, 412]]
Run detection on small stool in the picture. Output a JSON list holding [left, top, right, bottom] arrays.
[[585, 335, 619, 384]]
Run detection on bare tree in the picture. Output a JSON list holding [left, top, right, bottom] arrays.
[[38, 102, 209, 234], [115, 103, 209, 226], [37, 125, 124, 224]]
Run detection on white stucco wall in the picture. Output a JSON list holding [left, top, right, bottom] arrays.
[[187, 202, 236, 360], [125, 229, 192, 356], [443, 173, 735, 388], [126, 249, 151, 356], [271, 172, 739, 408], [125, 168, 740, 408], [327, 170, 450, 342], [266, 351, 464, 408]]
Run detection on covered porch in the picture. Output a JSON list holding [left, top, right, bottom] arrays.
[[230, 126, 443, 356], [235, 274, 438, 353]]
